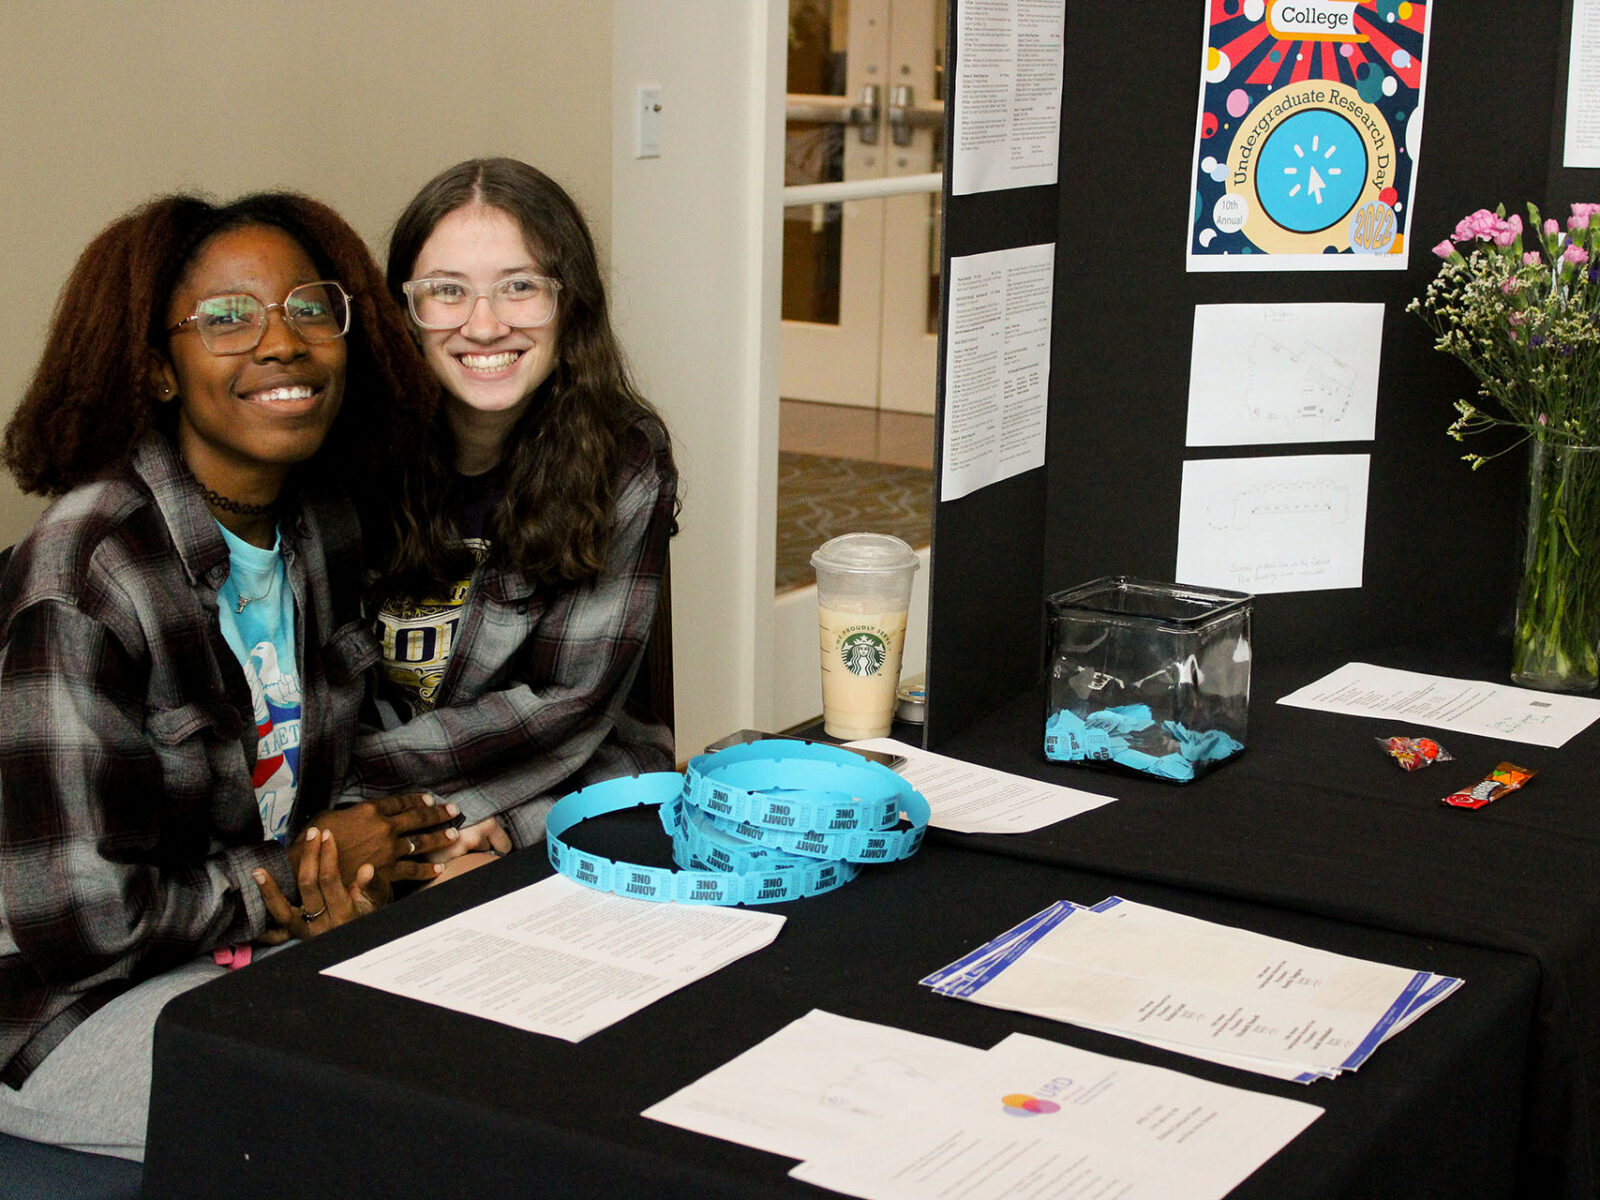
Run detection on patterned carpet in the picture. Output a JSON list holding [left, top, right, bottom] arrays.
[[776, 452, 934, 592]]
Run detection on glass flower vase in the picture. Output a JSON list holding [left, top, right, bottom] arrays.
[[1511, 441, 1600, 692]]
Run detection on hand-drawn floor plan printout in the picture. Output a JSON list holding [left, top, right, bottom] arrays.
[[1187, 302, 1382, 445], [1187, 0, 1432, 272], [1176, 453, 1370, 593]]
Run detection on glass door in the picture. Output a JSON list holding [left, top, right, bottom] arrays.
[[781, 0, 944, 416]]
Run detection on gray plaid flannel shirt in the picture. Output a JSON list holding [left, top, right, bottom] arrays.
[[347, 418, 677, 846], [0, 433, 375, 1086]]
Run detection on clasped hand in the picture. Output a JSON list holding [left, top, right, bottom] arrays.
[[253, 792, 477, 940]]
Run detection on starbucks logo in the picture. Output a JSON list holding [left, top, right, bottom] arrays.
[[840, 631, 887, 677]]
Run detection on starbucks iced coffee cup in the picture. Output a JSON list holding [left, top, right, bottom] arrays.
[[810, 533, 919, 740]]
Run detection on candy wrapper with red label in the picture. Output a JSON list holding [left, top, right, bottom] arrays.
[[1441, 762, 1538, 809], [1376, 735, 1451, 771]]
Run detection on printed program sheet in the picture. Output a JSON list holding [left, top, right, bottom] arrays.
[[940, 243, 1055, 502], [951, 0, 1066, 194], [792, 1032, 1322, 1200], [849, 736, 1115, 833], [323, 874, 784, 1042], [1278, 661, 1600, 747]]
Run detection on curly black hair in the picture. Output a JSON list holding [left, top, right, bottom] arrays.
[[3, 191, 437, 503]]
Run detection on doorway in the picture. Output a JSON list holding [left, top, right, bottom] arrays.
[[780, 0, 944, 416], [772, 0, 944, 730]]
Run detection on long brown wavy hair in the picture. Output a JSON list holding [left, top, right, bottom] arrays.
[[381, 157, 670, 589], [3, 192, 435, 507]]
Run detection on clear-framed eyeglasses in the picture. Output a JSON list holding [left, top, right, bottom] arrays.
[[402, 275, 562, 331], [167, 281, 353, 355]]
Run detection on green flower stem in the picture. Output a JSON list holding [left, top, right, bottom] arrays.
[[1512, 442, 1600, 690]]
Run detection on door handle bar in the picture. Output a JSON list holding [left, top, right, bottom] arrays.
[[887, 87, 944, 147], [785, 86, 882, 144]]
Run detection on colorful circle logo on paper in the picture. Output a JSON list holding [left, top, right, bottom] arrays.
[[1001, 1093, 1061, 1117], [840, 631, 888, 677], [1255, 109, 1366, 233], [1223, 79, 1397, 256]]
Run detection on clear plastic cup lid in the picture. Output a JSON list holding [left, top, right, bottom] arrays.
[[810, 532, 919, 574]]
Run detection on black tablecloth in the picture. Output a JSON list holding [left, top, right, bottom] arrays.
[[144, 835, 1537, 1199], [927, 643, 1600, 1197]]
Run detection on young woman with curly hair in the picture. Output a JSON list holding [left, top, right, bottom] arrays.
[[352, 158, 678, 855], [0, 191, 463, 1161]]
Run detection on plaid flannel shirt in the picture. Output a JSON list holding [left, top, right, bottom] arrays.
[[348, 418, 677, 845], [0, 433, 376, 1086]]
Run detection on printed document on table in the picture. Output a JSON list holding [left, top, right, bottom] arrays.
[[927, 898, 1451, 1080], [951, 0, 1065, 194], [1077, 900, 1459, 1081], [791, 1032, 1322, 1200], [940, 243, 1054, 502], [924, 897, 1457, 1082], [847, 737, 1115, 833], [1278, 661, 1600, 748], [642, 1010, 985, 1162], [1186, 303, 1382, 447], [322, 874, 784, 1042]]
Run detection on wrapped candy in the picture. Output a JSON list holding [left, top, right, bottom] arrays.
[[1442, 762, 1538, 809], [1376, 735, 1451, 772]]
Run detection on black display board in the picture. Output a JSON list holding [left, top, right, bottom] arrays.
[[926, 2, 1575, 746]]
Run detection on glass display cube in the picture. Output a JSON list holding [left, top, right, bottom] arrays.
[[1044, 577, 1252, 782]]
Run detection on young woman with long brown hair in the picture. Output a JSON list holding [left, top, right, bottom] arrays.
[[353, 158, 678, 855]]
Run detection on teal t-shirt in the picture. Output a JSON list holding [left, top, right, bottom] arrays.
[[216, 523, 301, 844]]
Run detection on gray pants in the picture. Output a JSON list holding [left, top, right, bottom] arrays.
[[0, 953, 251, 1162]]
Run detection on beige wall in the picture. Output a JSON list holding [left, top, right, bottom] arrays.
[[611, 1, 786, 755], [0, 0, 613, 543]]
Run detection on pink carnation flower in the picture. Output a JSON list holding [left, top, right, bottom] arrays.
[[1454, 209, 1499, 242], [1433, 239, 1456, 259], [1546, 219, 1561, 235], [1566, 243, 1590, 264], [1524, 250, 1543, 265]]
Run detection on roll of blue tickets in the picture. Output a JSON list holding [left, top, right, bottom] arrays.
[[683, 791, 928, 863], [683, 741, 910, 831], [546, 740, 929, 905]]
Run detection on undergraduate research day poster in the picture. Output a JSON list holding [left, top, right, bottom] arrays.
[[1187, 0, 1432, 271]]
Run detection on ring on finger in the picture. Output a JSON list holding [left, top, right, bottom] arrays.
[[406, 838, 417, 856], [301, 904, 328, 922]]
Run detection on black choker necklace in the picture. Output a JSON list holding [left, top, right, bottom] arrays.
[[197, 485, 275, 517]]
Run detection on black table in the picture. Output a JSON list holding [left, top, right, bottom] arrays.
[[926, 642, 1600, 1197], [144, 829, 1537, 1198]]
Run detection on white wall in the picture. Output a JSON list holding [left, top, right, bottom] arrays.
[[0, 1, 614, 542], [611, 0, 787, 759]]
